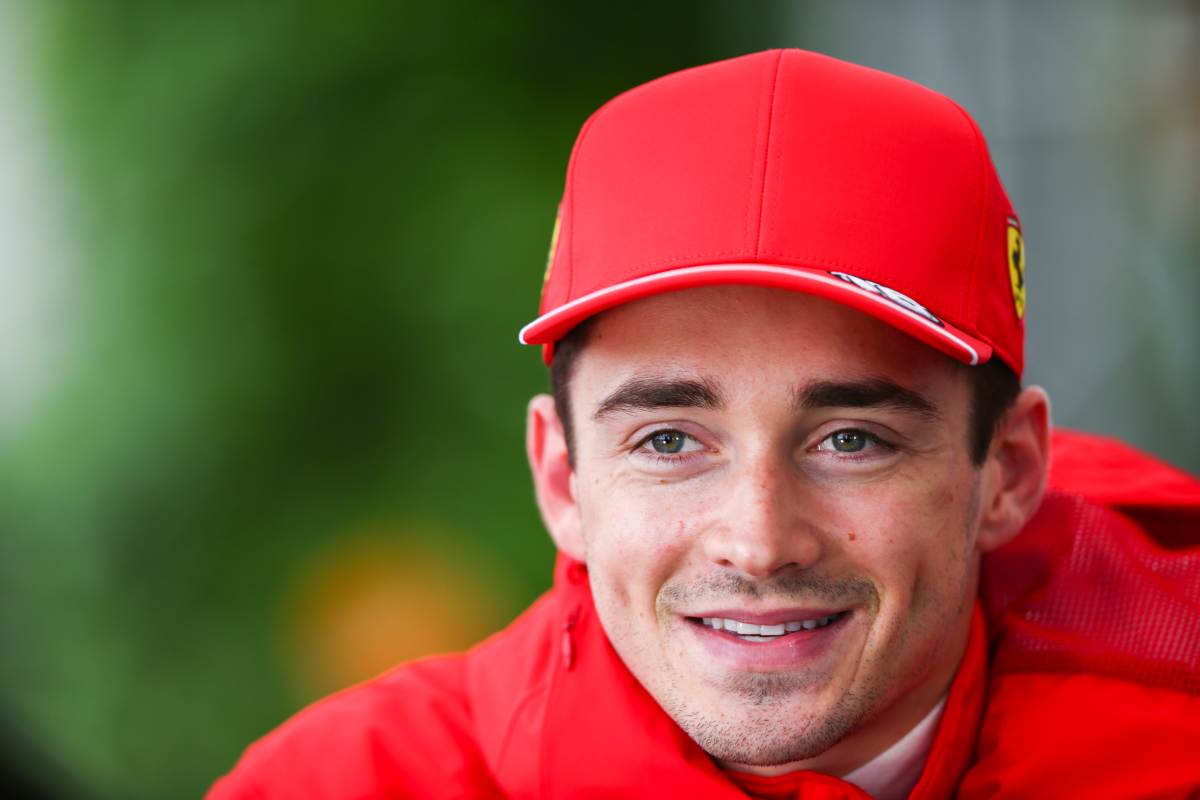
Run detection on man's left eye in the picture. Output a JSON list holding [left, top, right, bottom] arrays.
[[815, 429, 881, 454], [637, 429, 703, 456]]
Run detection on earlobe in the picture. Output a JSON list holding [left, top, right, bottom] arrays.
[[976, 386, 1052, 553], [526, 394, 586, 561]]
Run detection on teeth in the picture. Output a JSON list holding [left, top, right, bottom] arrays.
[[700, 613, 843, 638]]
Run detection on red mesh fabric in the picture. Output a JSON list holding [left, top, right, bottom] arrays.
[[1047, 428, 1200, 510], [981, 490, 1200, 693]]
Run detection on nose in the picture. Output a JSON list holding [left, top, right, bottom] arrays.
[[702, 449, 823, 578]]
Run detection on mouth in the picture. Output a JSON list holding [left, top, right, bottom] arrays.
[[687, 611, 850, 642], [681, 609, 855, 670]]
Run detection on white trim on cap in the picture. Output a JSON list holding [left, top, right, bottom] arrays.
[[518, 263, 981, 365]]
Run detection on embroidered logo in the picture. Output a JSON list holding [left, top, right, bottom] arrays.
[[1007, 217, 1026, 318]]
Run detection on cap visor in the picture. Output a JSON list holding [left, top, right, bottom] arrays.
[[519, 263, 993, 366]]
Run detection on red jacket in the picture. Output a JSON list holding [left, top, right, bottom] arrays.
[[210, 430, 1200, 799]]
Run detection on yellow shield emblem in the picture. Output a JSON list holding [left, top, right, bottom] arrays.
[[1007, 220, 1026, 318]]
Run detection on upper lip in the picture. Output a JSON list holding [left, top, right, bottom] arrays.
[[682, 608, 849, 625]]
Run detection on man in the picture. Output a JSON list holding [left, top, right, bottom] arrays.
[[211, 50, 1200, 798]]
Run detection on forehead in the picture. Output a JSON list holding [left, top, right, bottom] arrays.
[[573, 285, 964, 402]]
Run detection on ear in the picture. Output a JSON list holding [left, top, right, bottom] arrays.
[[976, 386, 1052, 553], [526, 394, 586, 561]]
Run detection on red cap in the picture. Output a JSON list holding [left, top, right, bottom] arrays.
[[520, 49, 1026, 376]]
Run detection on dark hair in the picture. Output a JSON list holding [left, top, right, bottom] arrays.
[[964, 356, 1022, 465], [549, 318, 1020, 468], [549, 318, 595, 469]]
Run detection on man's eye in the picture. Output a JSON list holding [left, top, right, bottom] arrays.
[[831, 430, 867, 452], [650, 430, 687, 454], [816, 429, 883, 454], [641, 429, 700, 456]]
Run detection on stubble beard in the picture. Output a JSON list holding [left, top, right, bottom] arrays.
[[663, 676, 887, 767], [649, 571, 887, 767]]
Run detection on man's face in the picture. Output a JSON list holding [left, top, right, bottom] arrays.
[[565, 286, 985, 772]]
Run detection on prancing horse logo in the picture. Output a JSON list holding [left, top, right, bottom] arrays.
[[1007, 217, 1026, 319]]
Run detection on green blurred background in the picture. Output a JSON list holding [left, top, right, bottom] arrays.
[[0, 1, 1196, 797]]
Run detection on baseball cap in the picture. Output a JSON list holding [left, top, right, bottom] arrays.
[[519, 49, 1026, 376]]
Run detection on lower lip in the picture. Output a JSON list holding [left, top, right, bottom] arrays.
[[684, 613, 853, 670]]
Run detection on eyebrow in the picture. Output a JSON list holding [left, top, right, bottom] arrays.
[[593, 376, 724, 420], [793, 377, 942, 420]]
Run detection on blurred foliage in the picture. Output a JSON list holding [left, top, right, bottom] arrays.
[[0, 1, 781, 797]]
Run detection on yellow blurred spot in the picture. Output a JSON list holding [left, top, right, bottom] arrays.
[[281, 522, 505, 698]]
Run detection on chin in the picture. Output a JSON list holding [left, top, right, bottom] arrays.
[[660, 682, 876, 767], [679, 706, 856, 767]]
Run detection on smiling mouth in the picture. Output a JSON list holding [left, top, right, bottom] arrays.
[[686, 611, 851, 643]]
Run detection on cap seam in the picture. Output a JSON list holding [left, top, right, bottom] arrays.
[[743, 51, 774, 257], [564, 108, 605, 305], [764, 53, 793, 258], [949, 98, 991, 326], [752, 50, 786, 258]]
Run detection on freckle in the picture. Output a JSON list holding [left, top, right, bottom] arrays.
[[658, 479, 667, 484], [847, 532, 857, 542]]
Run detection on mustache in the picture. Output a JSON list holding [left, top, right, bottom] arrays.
[[658, 571, 879, 610]]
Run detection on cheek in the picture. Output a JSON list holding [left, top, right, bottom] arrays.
[[894, 477, 981, 617], [828, 475, 978, 602], [578, 479, 704, 610]]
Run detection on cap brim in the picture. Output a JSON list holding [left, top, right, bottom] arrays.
[[519, 263, 993, 366]]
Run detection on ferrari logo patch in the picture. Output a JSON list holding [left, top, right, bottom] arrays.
[[1007, 218, 1026, 318]]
